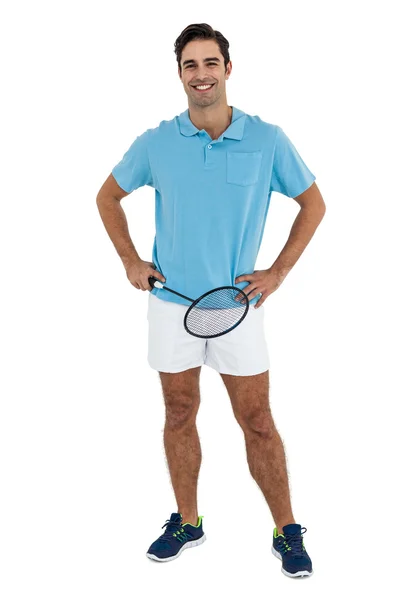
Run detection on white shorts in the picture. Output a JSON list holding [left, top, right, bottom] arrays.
[[147, 293, 270, 376]]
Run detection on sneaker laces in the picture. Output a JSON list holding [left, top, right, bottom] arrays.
[[284, 527, 308, 557], [158, 517, 183, 543]]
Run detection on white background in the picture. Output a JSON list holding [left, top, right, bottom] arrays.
[[1, 0, 399, 597]]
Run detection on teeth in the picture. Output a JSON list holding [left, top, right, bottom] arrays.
[[195, 84, 212, 90]]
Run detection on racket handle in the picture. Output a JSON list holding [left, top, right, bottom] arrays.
[[148, 276, 163, 289], [148, 277, 194, 302]]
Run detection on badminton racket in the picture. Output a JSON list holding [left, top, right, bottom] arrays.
[[148, 276, 250, 339]]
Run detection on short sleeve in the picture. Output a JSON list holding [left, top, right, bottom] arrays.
[[270, 126, 316, 198], [111, 130, 154, 193]]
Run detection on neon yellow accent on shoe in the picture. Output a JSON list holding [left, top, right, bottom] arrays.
[[181, 515, 204, 527], [284, 540, 292, 550], [273, 527, 285, 538]]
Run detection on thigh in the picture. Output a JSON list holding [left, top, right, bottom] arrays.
[[147, 293, 206, 373], [220, 369, 271, 428], [204, 304, 270, 376], [159, 365, 202, 400], [159, 366, 202, 424]]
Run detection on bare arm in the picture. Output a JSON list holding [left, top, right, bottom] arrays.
[[96, 174, 165, 290], [270, 181, 326, 278], [96, 173, 140, 269]]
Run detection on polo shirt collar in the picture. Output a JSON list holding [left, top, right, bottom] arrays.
[[178, 106, 246, 140]]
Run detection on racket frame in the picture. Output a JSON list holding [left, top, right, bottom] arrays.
[[148, 277, 250, 339], [183, 285, 249, 339]]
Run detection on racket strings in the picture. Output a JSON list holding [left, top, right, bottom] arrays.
[[186, 288, 248, 337]]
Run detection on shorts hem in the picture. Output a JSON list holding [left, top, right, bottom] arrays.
[[205, 360, 270, 376], [147, 361, 204, 373]]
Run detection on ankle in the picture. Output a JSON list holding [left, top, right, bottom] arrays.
[[179, 513, 198, 526], [276, 520, 296, 535]]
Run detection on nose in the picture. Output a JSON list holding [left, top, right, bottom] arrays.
[[192, 66, 213, 83]]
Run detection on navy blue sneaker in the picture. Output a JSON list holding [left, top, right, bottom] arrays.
[[146, 512, 206, 562], [272, 523, 313, 577]]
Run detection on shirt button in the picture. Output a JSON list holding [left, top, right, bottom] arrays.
[[207, 144, 212, 149]]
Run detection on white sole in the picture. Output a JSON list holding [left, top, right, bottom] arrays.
[[271, 546, 313, 578], [146, 534, 207, 562]]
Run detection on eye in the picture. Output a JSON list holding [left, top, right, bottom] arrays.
[[185, 62, 218, 68]]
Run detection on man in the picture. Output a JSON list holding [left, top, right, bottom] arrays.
[[96, 23, 325, 577]]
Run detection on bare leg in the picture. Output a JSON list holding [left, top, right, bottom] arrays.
[[220, 370, 295, 533], [159, 366, 202, 526]]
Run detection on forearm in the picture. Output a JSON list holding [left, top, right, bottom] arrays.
[[96, 196, 140, 269], [270, 205, 326, 278]]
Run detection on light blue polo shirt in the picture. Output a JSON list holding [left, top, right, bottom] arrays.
[[111, 106, 316, 306]]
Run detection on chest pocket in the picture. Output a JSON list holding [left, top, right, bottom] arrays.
[[226, 151, 262, 186]]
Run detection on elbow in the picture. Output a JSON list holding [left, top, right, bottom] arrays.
[[96, 193, 119, 205]]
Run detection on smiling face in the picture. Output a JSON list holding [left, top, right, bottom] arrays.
[[179, 39, 232, 108]]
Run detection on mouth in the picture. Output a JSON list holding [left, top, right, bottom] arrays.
[[191, 83, 215, 93]]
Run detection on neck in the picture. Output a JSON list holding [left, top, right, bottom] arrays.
[[187, 102, 233, 140]]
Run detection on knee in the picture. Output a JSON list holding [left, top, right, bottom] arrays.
[[239, 409, 275, 439], [164, 395, 198, 429]]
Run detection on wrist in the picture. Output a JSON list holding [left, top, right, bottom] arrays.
[[270, 263, 291, 280], [121, 254, 141, 270]]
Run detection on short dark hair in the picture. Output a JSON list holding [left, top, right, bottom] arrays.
[[174, 23, 230, 75]]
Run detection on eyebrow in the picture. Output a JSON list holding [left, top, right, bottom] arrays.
[[182, 57, 221, 67]]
